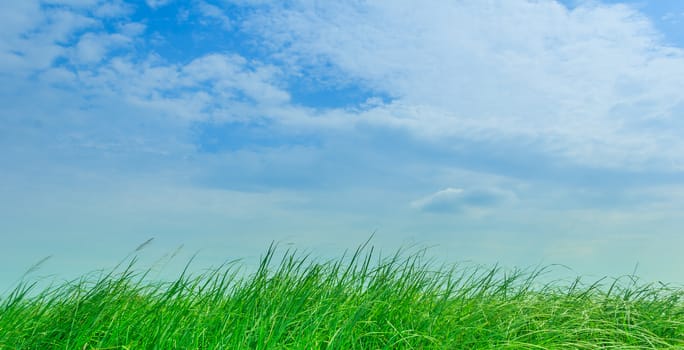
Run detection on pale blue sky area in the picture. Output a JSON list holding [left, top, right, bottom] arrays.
[[2, 0, 684, 291]]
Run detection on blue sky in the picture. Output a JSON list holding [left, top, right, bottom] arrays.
[[2, 0, 684, 289]]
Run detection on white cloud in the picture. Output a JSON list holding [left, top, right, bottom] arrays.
[[69, 21, 144, 65], [661, 11, 684, 23], [119, 22, 146, 36], [44, 9, 99, 44], [182, 54, 289, 104], [242, 0, 684, 172], [0, 1, 137, 74], [0, 1, 42, 40], [411, 187, 511, 214], [146, 0, 173, 9], [73, 32, 132, 64], [411, 188, 465, 213], [93, 1, 133, 18], [196, 1, 232, 30], [64, 52, 289, 123]]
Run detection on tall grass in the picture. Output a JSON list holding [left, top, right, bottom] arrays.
[[1, 242, 682, 349]]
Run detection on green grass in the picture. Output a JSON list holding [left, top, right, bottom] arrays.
[[1, 242, 683, 349]]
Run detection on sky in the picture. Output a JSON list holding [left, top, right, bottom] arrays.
[[2, 0, 684, 290]]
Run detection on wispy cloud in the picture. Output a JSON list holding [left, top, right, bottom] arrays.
[[196, 0, 232, 30], [146, 0, 173, 9], [72, 30, 136, 64], [411, 187, 512, 214], [93, 1, 133, 18], [1, 4, 97, 73]]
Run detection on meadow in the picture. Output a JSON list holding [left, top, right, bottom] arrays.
[[1, 241, 682, 349]]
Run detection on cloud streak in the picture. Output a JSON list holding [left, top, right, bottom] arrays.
[[411, 187, 512, 214]]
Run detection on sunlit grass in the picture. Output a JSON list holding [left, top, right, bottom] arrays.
[[1, 241, 683, 349]]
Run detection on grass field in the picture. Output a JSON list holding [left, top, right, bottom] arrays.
[[1, 242, 683, 349]]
